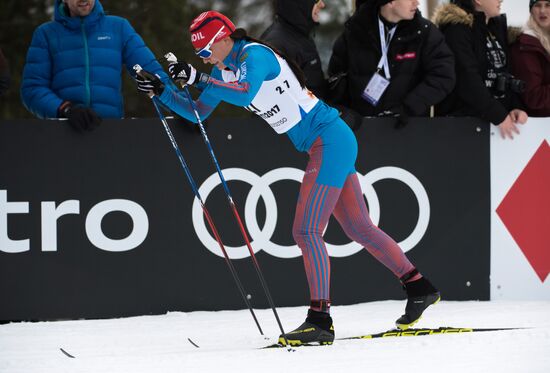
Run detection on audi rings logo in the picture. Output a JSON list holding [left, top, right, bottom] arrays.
[[192, 167, 430, 259]]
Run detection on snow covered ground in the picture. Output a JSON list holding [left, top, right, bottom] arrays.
[[1, 300, 549, 373]]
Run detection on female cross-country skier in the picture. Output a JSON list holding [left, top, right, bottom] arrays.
[[134, 10, 440, 346]]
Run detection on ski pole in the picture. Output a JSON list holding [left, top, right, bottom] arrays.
[[163, 53, 290, 347], [133, 64, 264, 337]]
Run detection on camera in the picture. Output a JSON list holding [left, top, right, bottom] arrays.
[[495, 73, 526, 94]]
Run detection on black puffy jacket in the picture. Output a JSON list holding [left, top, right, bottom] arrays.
[[328, 1, 455, 117], [432, 3, 522, 124], [260, 0, 328, 99]]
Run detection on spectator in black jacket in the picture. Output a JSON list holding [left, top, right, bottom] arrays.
[[261, 0, 329, 99], [433, 0, 528, 139], [328, 0, 455, 128]]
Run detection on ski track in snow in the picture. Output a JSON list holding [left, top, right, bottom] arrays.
[[1, 300, 549, 373]]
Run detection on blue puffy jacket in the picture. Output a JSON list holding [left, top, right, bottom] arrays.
[[21, 0, 168, 119]]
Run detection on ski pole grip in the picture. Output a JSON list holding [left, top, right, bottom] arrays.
[[134, 64, 157, 80], [164, 52, 178, 63], [133, 63, 145, 78], [164, 52, 187, 88], [133, 64, 154, 99]]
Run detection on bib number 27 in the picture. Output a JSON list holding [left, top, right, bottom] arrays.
[[275, 80, 290, 94]]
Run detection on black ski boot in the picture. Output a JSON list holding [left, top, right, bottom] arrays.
[[278, 309, 335, 346], [396, 275, 440, 330]]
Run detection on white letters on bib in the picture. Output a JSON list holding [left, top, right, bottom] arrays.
[[223, 43, 319, 134]]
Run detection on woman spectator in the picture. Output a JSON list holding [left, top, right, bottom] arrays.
[[433, 0, 528, 139], [510, 0, 550, 117]]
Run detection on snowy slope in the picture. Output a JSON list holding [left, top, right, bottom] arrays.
[[1, 301, 549, 373]]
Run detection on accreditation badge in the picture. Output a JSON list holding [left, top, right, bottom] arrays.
[[361, 72, 390, 106]]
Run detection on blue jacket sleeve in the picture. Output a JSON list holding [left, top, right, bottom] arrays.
[[158, 84, 221, 123], [21, 25, 64, 119], [203, 47, 275, 107], [157, 67, 228, 123], [120, 19, 170, 83]]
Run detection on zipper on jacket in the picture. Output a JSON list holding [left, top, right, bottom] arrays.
[[81, 19, 91, 107]]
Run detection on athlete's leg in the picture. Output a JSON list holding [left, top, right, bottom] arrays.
[[333, 173, 440, 329], [332, 173, 421, 280], [292, 121, 357, 312], [292, 137, 341, 310]]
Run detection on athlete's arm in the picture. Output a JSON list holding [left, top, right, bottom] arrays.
[[202, 46, 279, 107], [157, 46, 278, 121], [157, 72, 222, 123]]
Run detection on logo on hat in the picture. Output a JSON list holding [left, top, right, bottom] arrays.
[[189, 10, 236, 50], [191, 32, 205, 42], [190, 11, 210, 30]]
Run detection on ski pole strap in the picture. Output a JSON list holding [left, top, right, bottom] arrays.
[[400, 268, 419, 285], [310, 299, 331, 313]]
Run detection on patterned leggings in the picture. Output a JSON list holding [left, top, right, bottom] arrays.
[[292, 121, 416, 306]]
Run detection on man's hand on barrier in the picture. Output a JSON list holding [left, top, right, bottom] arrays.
[[510, 109, 528, 125], [58, 102, 102, 132], [378, 106, 410, 129], [135, 70, 165, 96], [498, 114, 521, 140], [339, 106, 363, 131]]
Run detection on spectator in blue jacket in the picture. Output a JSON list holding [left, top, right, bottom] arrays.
[[21, 0, 168, 131]]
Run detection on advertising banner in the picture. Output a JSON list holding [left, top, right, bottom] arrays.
[[0, 116, 490, 320], [491, 118, 550, 299]]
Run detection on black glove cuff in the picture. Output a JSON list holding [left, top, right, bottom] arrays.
[[154, 82, 165, 96]]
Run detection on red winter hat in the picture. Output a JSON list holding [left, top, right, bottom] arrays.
[[189, 11, 236, 50]]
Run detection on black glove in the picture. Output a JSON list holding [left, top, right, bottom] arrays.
[[168, 62, 209, 86], [378, 105, 410, 129], [135, 70, 165, 96], [338, 106, 364, 132], [58, 102, 102, 131]]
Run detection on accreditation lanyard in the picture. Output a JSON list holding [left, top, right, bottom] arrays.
[[377, 18, 397, 79]]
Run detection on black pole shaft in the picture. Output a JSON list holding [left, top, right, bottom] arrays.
[[140, 87, 264, 336], [181, 86, 290, 347], [200, 202, 264, 335], [227, 200, 290, 346]]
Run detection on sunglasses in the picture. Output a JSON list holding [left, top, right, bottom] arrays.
[[195, 26, 225, 59]]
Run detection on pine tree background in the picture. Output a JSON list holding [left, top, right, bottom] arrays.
[[0, 0, 351, 119]]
